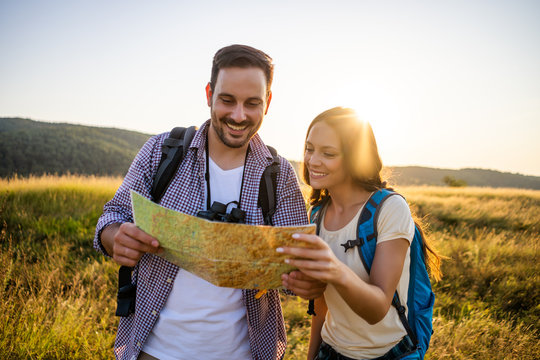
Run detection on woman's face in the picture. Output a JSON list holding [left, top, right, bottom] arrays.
[[304, 121, 349, 191]]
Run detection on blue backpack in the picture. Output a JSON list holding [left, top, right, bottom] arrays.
[[309, 188, 435, 359]]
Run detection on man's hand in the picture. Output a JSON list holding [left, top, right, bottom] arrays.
[[281, 271, 326, 300], [101, 223, 161, 267]]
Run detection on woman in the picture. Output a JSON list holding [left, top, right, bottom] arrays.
[[278, 107, 442, 360]]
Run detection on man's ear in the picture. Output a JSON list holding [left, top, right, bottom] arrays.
[[205, 83, 212, 107], [264, 91, 272, 115]]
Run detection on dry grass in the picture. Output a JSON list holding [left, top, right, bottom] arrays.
[[1, 176, 539, 359], [0, 173, 122, 192]]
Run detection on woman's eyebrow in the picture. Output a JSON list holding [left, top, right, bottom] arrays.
[[306, 142, 339, 151]]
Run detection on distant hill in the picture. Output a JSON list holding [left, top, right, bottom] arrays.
[[0, 117, 150, 177], [2, 118, 539, 190], [385, 166, 540, 190], [288, 163, 540, 191]]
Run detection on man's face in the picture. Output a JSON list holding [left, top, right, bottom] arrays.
[[207, 67, 271, 149]]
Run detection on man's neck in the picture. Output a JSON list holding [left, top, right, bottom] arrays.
[[207, 128, 249, 170]]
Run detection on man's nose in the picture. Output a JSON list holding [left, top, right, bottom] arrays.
[[230, 104, 247, 122]]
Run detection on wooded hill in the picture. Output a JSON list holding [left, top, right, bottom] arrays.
[[385, 166, 540, 189], [2, 117, 539, 189], [0, 117, 150, 177]]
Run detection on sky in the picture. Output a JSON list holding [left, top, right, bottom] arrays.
[[1, 0, 539, 176]]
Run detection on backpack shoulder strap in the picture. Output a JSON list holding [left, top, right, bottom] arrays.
[[116, 125, 197, 317], [308, 205, 320, 225], [356, 189, 398, 273], [357, 189, 420, 347], [258, 146, 280, 226], [306, 196, 329, 316], [308, 196, 329, 235], [151, 126, 197, 203], [115, 265, 136, 316]]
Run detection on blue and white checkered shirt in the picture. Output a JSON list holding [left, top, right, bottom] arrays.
[[94, 120, 308, 360]]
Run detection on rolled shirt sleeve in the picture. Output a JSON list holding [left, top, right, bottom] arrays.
[[93, 134, 165, 256]]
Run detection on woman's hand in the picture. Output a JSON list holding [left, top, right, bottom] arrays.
[[279, 233, 410, 324], [281, 271, 327, 299], [277, 233, 346, 286]]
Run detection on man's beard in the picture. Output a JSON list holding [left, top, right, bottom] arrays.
[[211, 112, 260, 149]]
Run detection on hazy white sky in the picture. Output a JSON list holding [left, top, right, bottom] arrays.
[[1, 0, 539, 176]]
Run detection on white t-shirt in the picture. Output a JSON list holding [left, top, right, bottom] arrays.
[[142, 156, 251, 360], [320, 195, 415, 359]]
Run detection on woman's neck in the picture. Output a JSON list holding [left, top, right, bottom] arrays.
[[327, 183, 371, 214], [323, 184, 372, 231]]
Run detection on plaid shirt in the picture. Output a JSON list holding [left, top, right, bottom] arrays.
[[94, 120, 308, 360]]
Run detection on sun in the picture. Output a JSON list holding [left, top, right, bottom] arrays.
[[326, 84, 405, 165]]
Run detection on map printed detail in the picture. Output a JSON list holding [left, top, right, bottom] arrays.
[[131, 190, 315, 289]]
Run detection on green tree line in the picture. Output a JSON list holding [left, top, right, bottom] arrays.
[[2, 118, 540, 189], [0, 118, 149, 177]]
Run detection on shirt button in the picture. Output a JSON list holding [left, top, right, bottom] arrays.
[[152, 310, 158, 316], [166, 278, 173, 283], [137, 342, 142, 347]]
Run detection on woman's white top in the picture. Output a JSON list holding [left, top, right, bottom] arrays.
[[320, 195, 415, 359]]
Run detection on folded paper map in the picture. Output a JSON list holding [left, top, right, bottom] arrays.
[[131, 190, 315, 289]]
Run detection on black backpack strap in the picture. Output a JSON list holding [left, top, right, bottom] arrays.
[[307, 197, 329, 316], [115, 265, 136, 316], [151, 126, 197, 203], [116, 125, 197, 317], [392, 293, 419, 346], [258, 146, 280, 226]]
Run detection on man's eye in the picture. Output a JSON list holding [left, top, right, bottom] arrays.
[[324, 153, 336, 158], [221, 98, 233, 103], [305, 148, 314, 153]]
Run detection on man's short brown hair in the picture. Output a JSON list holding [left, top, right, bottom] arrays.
[[210, 44, 274, 96]]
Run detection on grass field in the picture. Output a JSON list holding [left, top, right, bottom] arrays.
[[1, 175, 538, 359]]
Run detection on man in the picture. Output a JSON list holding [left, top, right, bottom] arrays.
[[94, 44, 324, 360]]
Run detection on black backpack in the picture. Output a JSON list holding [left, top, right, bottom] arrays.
[[116, 126, 281, 317]]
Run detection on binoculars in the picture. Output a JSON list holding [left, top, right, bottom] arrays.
[[196, 201, 246, 224]]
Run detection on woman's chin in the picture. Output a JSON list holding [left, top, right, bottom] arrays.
[[309, 179, 326, 190]]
